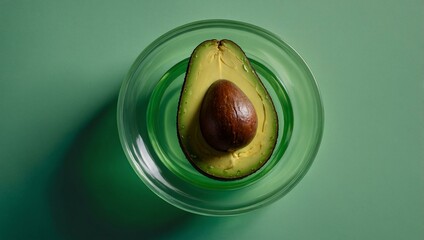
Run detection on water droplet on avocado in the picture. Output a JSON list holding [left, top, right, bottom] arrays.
[[242, 64, 249, 72]]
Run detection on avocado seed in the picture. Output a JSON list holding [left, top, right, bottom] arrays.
[[199, 79, 258, 152]]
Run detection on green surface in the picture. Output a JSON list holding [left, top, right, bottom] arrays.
[[0, 0, 423, 239]]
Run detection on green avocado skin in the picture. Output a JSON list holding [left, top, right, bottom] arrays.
[[177, 39, 278, 181]]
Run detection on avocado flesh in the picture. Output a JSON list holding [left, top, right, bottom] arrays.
[[177, 39, 278, 180]]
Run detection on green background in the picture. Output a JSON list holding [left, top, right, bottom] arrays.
[[1, 0, 423, 239]]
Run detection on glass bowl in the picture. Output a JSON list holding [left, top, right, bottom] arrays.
[[117, 19, 324, 216]]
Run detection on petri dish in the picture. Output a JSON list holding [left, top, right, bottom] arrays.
[[117, 19, 324, 216]]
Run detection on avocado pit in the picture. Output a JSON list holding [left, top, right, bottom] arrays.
[[199, 79, 258, 152]]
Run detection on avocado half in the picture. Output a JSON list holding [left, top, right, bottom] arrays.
[[177, 39, 278, 180]]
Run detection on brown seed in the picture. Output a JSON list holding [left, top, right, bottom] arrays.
[[199, 79, 258, 152]]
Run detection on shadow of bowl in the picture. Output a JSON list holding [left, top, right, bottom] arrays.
[[49, 97, 191, 239]]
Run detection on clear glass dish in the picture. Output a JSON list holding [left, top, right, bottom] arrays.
[[117, 19, 324, 216]]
